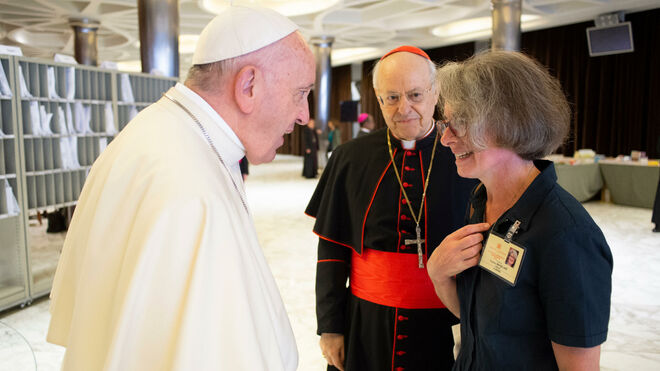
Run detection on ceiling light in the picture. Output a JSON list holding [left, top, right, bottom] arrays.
[[332, 47, 378, 60], [200, 0, 340, 17], [8, 29, 69, 48], [331, 47, 380, 66], [179, 34, 199, 54], [431, 15, 540, 38], [133, 35, 199, 54]]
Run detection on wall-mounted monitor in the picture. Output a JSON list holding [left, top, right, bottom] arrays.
[[340, 100, 359, 122], [586, 22, 634, 57]]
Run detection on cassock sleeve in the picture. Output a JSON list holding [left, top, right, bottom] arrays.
[[316, 238, 351, 335], [305, 142, 368, 253]]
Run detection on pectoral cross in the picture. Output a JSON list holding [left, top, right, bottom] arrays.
[[404, 224, 425, 268]]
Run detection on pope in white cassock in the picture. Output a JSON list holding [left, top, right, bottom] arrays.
[[46, 5, 316, 371]]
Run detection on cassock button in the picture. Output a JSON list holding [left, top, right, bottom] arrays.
[[404, 166, 415, 171], [398, 315, 409, 321], [402, 199, 407, 204], [400, 245, 406, 250], [396, 367, 405, 371], [397, 334, 408, 340], [403, 182, 412, 188], [396, 351, 406, 356]]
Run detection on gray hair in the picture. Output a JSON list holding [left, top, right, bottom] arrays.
[[372, 55, 437, 90], [436, 51, 570, 160], [185, 58, 238, 94], [184, 38, 283, 94]]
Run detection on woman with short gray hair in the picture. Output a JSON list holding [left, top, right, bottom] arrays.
[[435, 50, 570, 160], [427, 50, 612, 370]]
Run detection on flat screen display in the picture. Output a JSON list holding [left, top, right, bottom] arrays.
[[587, 22, 634, 57], [340, 100, 359, 122]]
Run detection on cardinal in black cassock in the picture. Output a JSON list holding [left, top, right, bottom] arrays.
[[303, 119, 319, 179], [306, 125, 477, 370]]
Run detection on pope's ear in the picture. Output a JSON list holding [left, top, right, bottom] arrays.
[[234, 65, 259, 114]]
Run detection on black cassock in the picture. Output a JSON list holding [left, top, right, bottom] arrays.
[[653, 175, 660, 230], [306, 128, 477, 371], [303, 126, 319, 178]]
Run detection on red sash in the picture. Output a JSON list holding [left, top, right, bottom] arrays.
[[350, 249, 446, 309]]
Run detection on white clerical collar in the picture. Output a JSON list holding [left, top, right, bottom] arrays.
[[397, 123, 435, 150], [401, 139, 415, 150], [173, 83, 245, 152]]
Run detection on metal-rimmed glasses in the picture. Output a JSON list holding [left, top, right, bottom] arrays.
[[377, 86, 432, 107], [439, 119, 466, 137]]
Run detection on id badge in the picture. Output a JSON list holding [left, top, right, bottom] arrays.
[[479, 223, 526, 286]]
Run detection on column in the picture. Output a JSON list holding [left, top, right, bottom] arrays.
[[69, 18, 100, 66], [310, 35, 334, 168], [138, 0, 179, 77], [311, 35, 334, 131], [491, 0, 522, 51], [351, 62, 362, 138]]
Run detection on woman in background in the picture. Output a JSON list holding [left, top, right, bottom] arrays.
[[326, 120, 341, 156]]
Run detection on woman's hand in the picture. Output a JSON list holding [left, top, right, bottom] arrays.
[[427, 223, 490, 316], [428, 222, 490, 279]]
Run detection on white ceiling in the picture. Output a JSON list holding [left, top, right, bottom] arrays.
[[0, 0, 658, 77]]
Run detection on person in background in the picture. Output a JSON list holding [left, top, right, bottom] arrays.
[[326, 120, 341, 156], [303, 118, 319, 178], [239, 156, 249, 181], [306, 45, 476, 371], [356, 113, 375, 137], [652, 176, 660, 232], [427, 50, 612, 370], [655, 136, 660, 232], [46, 5, 315, 371]]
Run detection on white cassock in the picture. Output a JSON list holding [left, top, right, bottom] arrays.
[[47, 83, 298, 371]]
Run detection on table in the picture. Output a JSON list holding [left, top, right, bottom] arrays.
[[554, 162, 603, 202], [598, 160, 660, 209]]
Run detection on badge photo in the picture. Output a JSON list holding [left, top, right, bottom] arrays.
[[479, 232, 526, 286]]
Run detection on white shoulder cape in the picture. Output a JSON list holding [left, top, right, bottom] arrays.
[[47, 85, 298, 371]]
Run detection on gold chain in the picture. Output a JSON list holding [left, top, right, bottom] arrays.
[[386, 126, 439, 227]]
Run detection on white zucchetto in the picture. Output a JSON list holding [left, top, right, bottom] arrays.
[[192, 5, 298, 65]]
